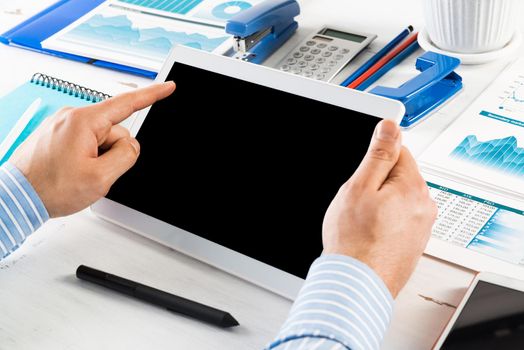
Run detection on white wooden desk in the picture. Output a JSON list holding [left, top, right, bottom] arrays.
[[0, 1, 523, 349]]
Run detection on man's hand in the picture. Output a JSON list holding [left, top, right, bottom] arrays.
[[322, 120, 437, 298], [10, 82, 176, 218]]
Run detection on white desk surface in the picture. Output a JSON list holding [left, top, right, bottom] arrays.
[[0, 1, 523, 349]]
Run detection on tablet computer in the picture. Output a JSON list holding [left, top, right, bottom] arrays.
[[433, 272, 524, 349], [91, 46, 404, 299]]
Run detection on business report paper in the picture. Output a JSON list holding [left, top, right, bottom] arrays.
[[41, 0, 264, 72], [424, 172, 524, 280], [419, 58, 524, 279], [420, 58, 524, 200]]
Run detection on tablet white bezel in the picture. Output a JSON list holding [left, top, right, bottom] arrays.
[[128, 46, 404, 135], [92, 46, 405, 300], [433, 272, 524, 349]]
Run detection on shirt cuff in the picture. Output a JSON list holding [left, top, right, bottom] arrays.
[[0, 163, 49, 259], [268, 254, 394, 350]]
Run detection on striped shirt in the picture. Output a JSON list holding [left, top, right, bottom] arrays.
[[0, 163, 48, 259], [0, 163, 393, 349], [267, 255, 393, 350]]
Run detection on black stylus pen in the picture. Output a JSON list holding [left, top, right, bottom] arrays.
[[76, 265, 239, 328]]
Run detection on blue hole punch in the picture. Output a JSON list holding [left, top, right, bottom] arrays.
[[370, 52, 463, 128]]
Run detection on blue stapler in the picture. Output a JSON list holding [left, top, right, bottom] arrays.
[[370, 52, 463, 128], [226, 0, 300, 64]]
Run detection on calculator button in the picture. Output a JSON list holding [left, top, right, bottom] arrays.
[[327, 60, 337, 67], [286, 58, 297, 65], [280, 65, 290, 72], [309, 64, 320, 71], [299, 46, 310, 52], [303, 71, 314, 78], [304, 54, 315, 61], [328, 46, 338, 51], [321, 67, 331, 74], [292, 68, 302, 74], [340, 48, 350, 54], [306, 40, 316, 46], [321, 51, 332, 57], [292, 52, 303, 58], [297, 61, 308, 68], [317, 43, 327, 49], [310, 48, 321, 55], [315, 74, 326, 80], [315, 57, 326, 64], [334, 54, 345, 60]]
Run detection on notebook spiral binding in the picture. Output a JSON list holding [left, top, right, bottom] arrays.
[[30, 73, 112, 103]]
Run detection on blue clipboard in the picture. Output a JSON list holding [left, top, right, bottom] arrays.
[[0, 0, 156, 79]]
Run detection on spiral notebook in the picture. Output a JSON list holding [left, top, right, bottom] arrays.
[[0, 73, 111, 165]]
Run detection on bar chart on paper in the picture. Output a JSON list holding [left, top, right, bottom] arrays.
[[116, 0, 264, 23], [118, 0, 205, 14]]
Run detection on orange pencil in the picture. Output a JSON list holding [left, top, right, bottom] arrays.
[[347, 33, 419, 89]]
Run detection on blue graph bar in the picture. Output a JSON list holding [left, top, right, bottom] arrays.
[[451, 134, 524, 177], [118, 0, 205, 14]]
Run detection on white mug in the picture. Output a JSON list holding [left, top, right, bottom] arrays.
[[423, 0, 521, 54]]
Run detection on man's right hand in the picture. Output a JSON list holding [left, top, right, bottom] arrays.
[[10, 82, 176, 218], [322, 119, 438, 298]]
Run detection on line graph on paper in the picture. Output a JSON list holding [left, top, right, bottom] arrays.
[[41, 3, 231, 72], [498, 75, 524, 115]]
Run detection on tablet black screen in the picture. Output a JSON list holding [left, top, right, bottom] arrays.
[[441, 281, 524, 349], [107, 62, 381, 278]]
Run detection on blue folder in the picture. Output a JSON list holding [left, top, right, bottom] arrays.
[[0, 0, 157, 78]]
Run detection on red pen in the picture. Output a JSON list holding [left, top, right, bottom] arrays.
[[347, 33, 419, 89]]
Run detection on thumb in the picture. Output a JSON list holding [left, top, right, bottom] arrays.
[[97, 137, 140, 185], [351, 119, 402, 191]]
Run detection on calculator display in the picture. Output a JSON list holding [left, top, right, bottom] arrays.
[[322, 29, 367, 43], [312, 35, 333, 42]]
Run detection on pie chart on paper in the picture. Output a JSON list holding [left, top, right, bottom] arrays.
[[212, 1, 252, 19], [194, 0, 263, 23]]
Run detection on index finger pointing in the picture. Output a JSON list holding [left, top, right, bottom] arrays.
[[90, 81, 176, 125]]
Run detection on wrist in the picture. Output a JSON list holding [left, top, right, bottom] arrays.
[[1, 162, 50, 225], [323, 248, 402, 298]]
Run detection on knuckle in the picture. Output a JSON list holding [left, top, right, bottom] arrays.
[[55, 108, 84, 130], [122, 142, 139, 162], [95, 117, 112, 133], [418, 180, 430, 196], [56, 106, 74, 115], [368, 145, 395, 162], [120, 127, 131, 138], [344, 179, 365, 197], [65, 108, 83, 120], [50, 112, 71, 131]]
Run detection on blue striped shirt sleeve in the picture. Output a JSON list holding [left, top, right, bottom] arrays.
[[0, 162, 49, 260], [267, 254, 394, 350]]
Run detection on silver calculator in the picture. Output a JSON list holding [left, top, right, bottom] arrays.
[[275, 27, 377, 82]]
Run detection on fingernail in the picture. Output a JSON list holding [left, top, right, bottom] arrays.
[[129, 138, 140, 155], [376, 120, 399, 141]]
